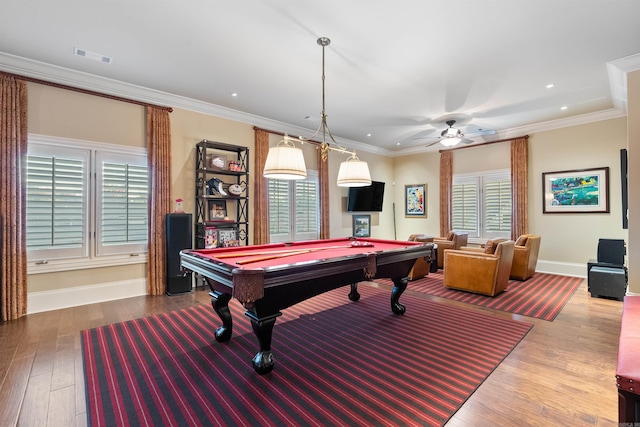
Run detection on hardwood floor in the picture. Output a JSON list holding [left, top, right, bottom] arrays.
[[0, 278, 623, 426]]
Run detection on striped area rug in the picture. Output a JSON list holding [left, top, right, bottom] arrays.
[[378, 271, 583, 321], [82, 285, 531, 427]]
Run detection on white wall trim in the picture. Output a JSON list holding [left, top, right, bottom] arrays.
[[536, 259, 587, 278], [27, 278, 148, 314]]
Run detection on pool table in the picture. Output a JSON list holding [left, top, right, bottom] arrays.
[[180, 237, 434, 374]]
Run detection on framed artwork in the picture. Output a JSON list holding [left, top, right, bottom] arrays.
[[208, 200, 227, 220], [405, 184, 427, 217], [542, 167, 609, 213], [352, 214, 371, 237]]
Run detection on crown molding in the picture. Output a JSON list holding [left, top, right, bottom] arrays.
[[1, 51, 630, 159], [0, 52, 391, 157]]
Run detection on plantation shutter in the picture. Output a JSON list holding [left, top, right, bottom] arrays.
[[483, 177, 512, 237], [268, 179, 291, 238], [26, 147, 89, 260], [96, 151, 149, 256], [294, 179, 318, 240], [451, 179, 479, 237]]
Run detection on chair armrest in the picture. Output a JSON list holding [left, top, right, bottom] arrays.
[[460, 246, 485, 253]]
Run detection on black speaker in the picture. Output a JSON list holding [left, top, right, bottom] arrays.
[[166, 213, 193, 295], [621, 149, 628, 229], [597, 238, 625, 266]]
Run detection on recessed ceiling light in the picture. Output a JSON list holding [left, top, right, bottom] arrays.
[[396, 142, 401, 146], [74, 47, 112, 64], [366, 133, 372, 137], [560, 106, 568, 110], [230, 92, 238, 97], [546, 83, 555, 89]]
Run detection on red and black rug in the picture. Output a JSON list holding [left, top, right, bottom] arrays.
[[82, 285, 531, 426], [378, 271, 582, 321]]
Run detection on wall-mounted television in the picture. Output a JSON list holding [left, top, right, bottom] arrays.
[[346, 181, 385, 212]]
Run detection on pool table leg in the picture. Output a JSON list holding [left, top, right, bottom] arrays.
[[348, 283, 361, 301], [246, 311, 282, 375], [390, 277, 409, 315], [209, 291, 233, 342]]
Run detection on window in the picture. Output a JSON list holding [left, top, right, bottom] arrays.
[[452, 170, 511, 240], [26, 135, 148, 272], [268, 170, 319, 242]]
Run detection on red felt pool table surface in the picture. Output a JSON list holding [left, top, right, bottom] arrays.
[[188, 237, 422, 269]]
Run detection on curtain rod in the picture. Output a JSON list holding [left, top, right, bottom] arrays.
[[439, 135, 528, 153], [253, 126, 324, 146], [1, 71, 173, 113]]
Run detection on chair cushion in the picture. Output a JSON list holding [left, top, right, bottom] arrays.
[[484, 238, 506, 254], [515, 235, 529, 246]]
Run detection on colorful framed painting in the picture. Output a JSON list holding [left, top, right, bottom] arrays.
[[352, 214, 371, 237], [405, 184, 427, 217], [542, 167, 609, 213]]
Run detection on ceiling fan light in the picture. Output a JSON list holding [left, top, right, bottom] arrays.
[[440, 136, 462, 147], [263, 145, 307, 180], [337, 157, 372, 187]]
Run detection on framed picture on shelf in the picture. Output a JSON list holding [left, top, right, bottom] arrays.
[[405, 183, 427, 217], [208, 200, 227, 220], [542, 167, 610, 214], [352, 214, 371, 237], [218, 228, 239, 247]]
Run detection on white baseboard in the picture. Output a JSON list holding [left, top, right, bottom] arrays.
[[27, 278, 148, 314], [535, 259, 587, 278]]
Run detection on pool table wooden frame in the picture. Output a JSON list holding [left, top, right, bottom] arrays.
[[180, 237, 434, 374]]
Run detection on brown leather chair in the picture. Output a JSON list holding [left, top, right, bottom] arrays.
[[407, 234, 434, 280], [443, 239, 515, 296], [510, 234, 541, 280], [433, 231, 468, 269]]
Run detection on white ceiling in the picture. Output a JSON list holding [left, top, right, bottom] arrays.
[[1, 1, 640, 156]]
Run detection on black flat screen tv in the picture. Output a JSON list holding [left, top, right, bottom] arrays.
[[346, 181, 385, 212]]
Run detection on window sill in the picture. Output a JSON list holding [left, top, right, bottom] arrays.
[[27, 254, 148, 275]]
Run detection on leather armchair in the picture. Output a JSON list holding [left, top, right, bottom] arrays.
[[407, 234, 434, 280], [443, 239, 515, 296], [433, 232, 468, 269], [510, 234, 541, 281]]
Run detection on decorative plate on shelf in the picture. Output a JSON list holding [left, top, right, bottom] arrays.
[[228, 184, 244, 196], [209, 155, 225, 169]]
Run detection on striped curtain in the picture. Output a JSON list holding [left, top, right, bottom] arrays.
[[146, 106, 172, 295], [439, 150, 453, 237], [317, 148, 330, 239], [0, 74, 28, 321], [510, 137, 529, 239], [253, 128, 270, 244]]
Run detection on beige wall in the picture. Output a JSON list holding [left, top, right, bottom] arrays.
[[23, 80, 634, 301], [393, 117, 628, 273]]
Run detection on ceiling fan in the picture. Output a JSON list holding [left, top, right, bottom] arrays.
[[419, 120, 496, 148]]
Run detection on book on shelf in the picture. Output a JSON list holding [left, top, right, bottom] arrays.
[[204, 226, 218, 249]]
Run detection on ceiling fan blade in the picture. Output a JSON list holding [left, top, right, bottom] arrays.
[[425, 140, 442, 148], [463, 129, 496, 138]]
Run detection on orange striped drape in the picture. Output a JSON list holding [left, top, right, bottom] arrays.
[[146, 107, 172, 295], [318, 149, 330, 239], [253, 129, 270, 244], [439, 150, 453, 237], [0, 75, 28, 321], [510, 137, 529, 239]]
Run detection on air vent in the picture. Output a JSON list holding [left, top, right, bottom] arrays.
[[74, 47, 112, 64]]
